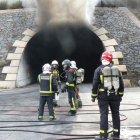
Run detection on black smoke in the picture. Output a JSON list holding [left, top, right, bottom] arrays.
[[24, 23, 105, 83]]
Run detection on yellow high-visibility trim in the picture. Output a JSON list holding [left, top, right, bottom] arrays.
[[53, 107, 55, 117], [70, 97, 76, 111], [100, 130, 105, 133], [40, 91, 55, 93], [119, 92, 123, 95], [50, 74, 52, 91], [100, 75, 103, 84], [53, 70, 57, 74], [66, 82, 75, 87], [38, 75, 41, 83], [99, 89, 104, 91], [53, 100, 57, 103], [38, 116, 43, 118], [113, 128, 118, 132], [91, 93, 97, 97], [107, 130, 109, 133], [50, 116, 54, 118], [73, 72, 76, 81]]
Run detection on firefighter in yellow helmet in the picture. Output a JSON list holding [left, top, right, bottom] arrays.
[[51, 60, 61, 107]]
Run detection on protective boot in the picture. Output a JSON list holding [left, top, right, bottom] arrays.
[[78, 99, 82, 108], [38, 116, 43, 121], [95, 136, 107, 140], [53, 103, 60, 107], [49, 117, 56, 121], [111, 134, 120, 140], [66, 111, 76, 116]]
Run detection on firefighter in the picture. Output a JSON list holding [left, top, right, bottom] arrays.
[[38, 63, 58, 121], [61, 59, 77, 116], [91, 51, 124, 140], [70, 61, 82, 108], [51, 60, 61, 107]]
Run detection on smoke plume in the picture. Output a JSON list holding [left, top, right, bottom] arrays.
[[35, 0, 100, 25], [22, 0, 37, 8]]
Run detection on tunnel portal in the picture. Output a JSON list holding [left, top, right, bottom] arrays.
[[24, 23, 105, 83]]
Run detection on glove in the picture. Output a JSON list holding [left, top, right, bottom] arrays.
[[58, 81, 61, 89], [91, 98, 95, 102], [57, 92, 59, 95], [120, 97, 122, 102], [61, 86, 67, 93]]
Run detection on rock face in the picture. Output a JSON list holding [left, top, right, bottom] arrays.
[[0, 7, 140, 86], [0, 9, 36, 81], [94, 7, 140, 86]]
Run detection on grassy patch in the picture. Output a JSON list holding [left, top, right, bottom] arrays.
[[9, 1, 23, 9], [0, 2, 8, 10], [0, 62, 6, 67], [0, 1, 36, 10]]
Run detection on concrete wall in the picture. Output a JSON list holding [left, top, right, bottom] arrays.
[[94, 7, 140, 86], [0, 9, 36, 78], [16, 54, 31, 87], [0, 7, 140, 87]]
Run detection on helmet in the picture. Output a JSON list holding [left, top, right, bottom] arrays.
[[70, 61, 77, 69], [51, 60, 59, 69], [101, 51, 113, 62], [62, 59, 71, 70], [42, 63, 51, 73]]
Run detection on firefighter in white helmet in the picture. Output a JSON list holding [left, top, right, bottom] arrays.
[[70, 61, 82, 108], [51, 60, 61, 107], [38, 63, 58, 121], [91, 51, 124, 140]]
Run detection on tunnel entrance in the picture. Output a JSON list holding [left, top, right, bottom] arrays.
[[24, 23, 105, 83]]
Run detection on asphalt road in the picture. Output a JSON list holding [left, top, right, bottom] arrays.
[[0, 83, 140, 140]]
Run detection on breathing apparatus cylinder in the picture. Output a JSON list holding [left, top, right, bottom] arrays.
[[111, 66, 119, 90], [76, 68, 85, 84], [102, 66, 112, 90]]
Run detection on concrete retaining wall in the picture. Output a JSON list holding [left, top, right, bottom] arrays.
[[94, 7, 140, 86], [0, 7, 140, 87]]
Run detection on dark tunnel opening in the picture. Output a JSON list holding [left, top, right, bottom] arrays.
[[24, 23, 105, 83]]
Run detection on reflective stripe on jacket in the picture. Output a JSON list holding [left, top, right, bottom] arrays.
[[38, 73, 58, 96], [52, 69, 60, 82]]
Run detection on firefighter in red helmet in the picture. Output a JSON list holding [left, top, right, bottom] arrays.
[[91, 51, 124, 140]]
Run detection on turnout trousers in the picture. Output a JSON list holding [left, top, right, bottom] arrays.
[[67, 87, 76, 114], [98, 99, 120, 138], [75, 86, 82, 108], [39, 96, 55, 118]]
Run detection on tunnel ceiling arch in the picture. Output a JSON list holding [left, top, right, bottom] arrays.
[[24, 24, 105, 83], [1, 25, 128, 88]]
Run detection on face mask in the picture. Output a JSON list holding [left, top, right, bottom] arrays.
[[63, 64, 67, 70], [102, 60, 110, 65]]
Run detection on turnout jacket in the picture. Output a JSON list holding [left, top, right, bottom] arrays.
[[91, 64, 124, 99], [65, 68, 76, 87], [52, 69, 60, 82], [38, 73, 58, 96]]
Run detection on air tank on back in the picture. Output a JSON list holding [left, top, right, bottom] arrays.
[[76, 68, 85, 84], [102, 67, 112, 90], [111, 66, 119, 90]]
